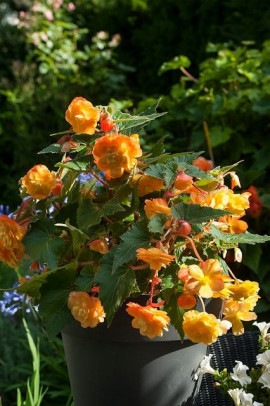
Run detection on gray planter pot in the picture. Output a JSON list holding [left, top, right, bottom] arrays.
[[62, 299, 220, 406]]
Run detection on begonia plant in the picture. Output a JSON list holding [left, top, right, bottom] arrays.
[[1, 97, 269, 341]]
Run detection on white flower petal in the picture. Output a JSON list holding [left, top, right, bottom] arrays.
[[230, 360, 251, 386]]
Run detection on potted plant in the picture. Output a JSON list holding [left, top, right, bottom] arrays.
[[1, 97, 269, 405]]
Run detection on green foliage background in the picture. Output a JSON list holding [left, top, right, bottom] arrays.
[[0, 0, 270, 404]]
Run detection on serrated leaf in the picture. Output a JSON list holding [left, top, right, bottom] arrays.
[[72, 133, 99, 143], [210, 225, 270, 245], [112, 219, 150, 273], [218, 257, 230, 276], [145, 157, 215, 188], [23, 218, 65, 269], [111, 99, 166, 135], [163, 294, 185, 340], [95, 248, 136, 326], [17, 269, 56, 299], [171, 203, 230, 223], [39, 264, 78, 337], [75, 264, 95, 291], [101, 198, 125, 216], [56, 155, 93, 171], [77, 198, 101, 230], [38, 144, 61, 154], [148, 214, 167, 234]]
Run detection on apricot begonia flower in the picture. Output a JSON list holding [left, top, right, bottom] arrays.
[[183, 310, 227, 345], [177, 294, 197, 309], [185, 259, 225, 298], [136, 247, 175, 271], [68, 292, 105, 328], [218, 215, 248, 234], [193, 156, 213, 172], [93, 133, 142, 178], [0, 215, 26, 268], [126, 302, 170, 338], [190, 186, 250, 217], [65, 97, 100, 135], [132, 174, 165, 197], [222, 301, 257, 335], [174, 172, 193, 192], [144, 198, 171, 218], [89, 239, 109, 254], [226, 280, 260, 311], [21, 164, 57, 200]]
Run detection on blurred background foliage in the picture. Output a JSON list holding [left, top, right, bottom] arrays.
[[0, 0, 270, 404]]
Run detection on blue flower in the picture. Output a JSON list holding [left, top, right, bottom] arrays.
[[0, 284, 34, 316]]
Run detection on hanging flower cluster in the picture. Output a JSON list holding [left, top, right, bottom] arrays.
[[2, 97, 270, 342], [195, 321, 270, 405]]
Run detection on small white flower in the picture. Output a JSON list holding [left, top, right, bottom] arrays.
[[258, 364, 270, 389], [194, 354, 215, 380], [256, 349, 270, 367], [234, 247, 242, 263], [253, 321, 270, 346], [240, 391, 255, 406], [228, 388, 242, 405], [230, 360, 251, 386], [253, 403, 264, 406]]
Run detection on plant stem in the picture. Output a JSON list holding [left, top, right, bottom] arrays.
[[185, 236, 204, 265], [88, 169, 109, 187]]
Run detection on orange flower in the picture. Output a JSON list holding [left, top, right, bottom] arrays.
[[222, 301, 257, 335], [132, 174, 165, 197], [93, 133, 142, 178], [226, 280, 260, 311], [190, 186, 250, 217], [136, 247, 175, 271], [0, 215, 26, 268], [126, 302, 170, 338], [65, 97, 100, 135], [68, 292, 105, 328], [185, 259, 225, 298], [227, 190, 251, 217], [193, 156, 213, 172], [21, 164, 57, 200], [174, 172, 193, 192], [218, 215, 248, 234], [144, 198, 171, 218], [89, 239, 109, 254], [183, 310, 226, 345], [177, 294, 197, 309]]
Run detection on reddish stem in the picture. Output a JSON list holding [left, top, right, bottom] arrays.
[[185, 236, 204, 265], [147, 270, 158, 306], [88, 169, 109, 187]]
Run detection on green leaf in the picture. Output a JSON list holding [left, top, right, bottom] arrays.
[[75, 264, 95, 292], [163, 294, 185, 340], [209, 126, 232, 148], [17, 269, 56, 299], [77, 198, 101, 230], [241, 244, 262, 274], [210, 225, 270, 245], [112, 219, 150, 273], [95, 248, 136, 326], [145, 158, 215, 188], [159, 55, 191, 75], [56, 155, 93, 171], [101, 198, 125, 216], [171, 203, 230, 223], [39, 264, 78, 337], [72, 133, 100, 143], [148, 214, 167, 234], [23, 218, 65, 269], [38, 143, 61, 154], [111, 99, 166, 135]]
